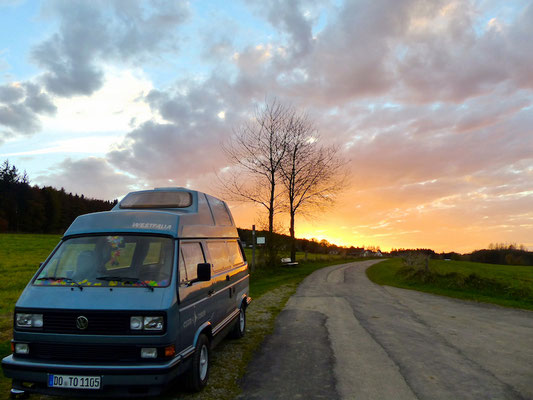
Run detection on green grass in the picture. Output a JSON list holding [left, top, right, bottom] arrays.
[[0, 234, 63, 396], [244, 250, 355, 298], [367, 258, 533, 310], [0, 233, 356, 398], [0, 234, 62, 338]]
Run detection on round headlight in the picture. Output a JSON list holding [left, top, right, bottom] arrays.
[[130, 316, 143, 330], [32, 314, 43, 328]]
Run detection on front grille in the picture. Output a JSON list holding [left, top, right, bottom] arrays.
[[43, 312, 131, 335], [30, 343, 139, 362]]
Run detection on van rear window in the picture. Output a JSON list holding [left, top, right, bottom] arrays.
[[120, 191, 192, 209]]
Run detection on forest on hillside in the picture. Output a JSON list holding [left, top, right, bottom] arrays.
[[0, 160, 116, 233]]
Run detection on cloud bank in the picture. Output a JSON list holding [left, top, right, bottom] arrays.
[[2, 0, 532, 251]]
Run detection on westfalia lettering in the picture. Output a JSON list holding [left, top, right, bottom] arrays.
[[131, 222, 172, 230]]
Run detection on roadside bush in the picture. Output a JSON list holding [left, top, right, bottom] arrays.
[[399, 252, 431, 279]]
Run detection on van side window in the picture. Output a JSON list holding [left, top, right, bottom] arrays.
[[207, 241, 231, 273], [180, 242, 205, 282], [208, 196, 232, 226], [227, 240, 244, 266]]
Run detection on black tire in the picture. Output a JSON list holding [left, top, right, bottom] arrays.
[[185, 334, 210, 392], [230, 307, 246, 339]]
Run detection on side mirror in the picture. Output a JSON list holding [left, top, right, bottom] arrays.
[[197, 263, 211, 282]]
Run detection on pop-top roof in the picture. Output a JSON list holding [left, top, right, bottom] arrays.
[[63, 188, 238, 239]]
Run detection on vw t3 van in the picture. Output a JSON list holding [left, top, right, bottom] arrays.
[[2, 188, 251, 397]]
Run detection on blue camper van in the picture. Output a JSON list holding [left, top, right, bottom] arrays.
[[2, 188, 251, 397]]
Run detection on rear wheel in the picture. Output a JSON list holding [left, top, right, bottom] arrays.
[[185, 334, 210, 391], [230, 307, 246, 339]]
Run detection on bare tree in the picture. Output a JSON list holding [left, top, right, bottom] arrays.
[[280, 113, 346, 262], [221, 99, 294, 264]]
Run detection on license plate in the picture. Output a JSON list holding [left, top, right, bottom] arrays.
[[48, 374, 101, 389]]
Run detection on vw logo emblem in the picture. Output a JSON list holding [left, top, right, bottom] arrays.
[[76, 316, 89, 330]]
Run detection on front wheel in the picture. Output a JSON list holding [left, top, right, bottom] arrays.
[[230, 307, 246, 339], [185, 334, 210, 391]]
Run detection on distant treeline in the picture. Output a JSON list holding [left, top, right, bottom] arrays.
[[0, 160, 116, 233], [469, 246, 533, 266], [391, 245, 533, 266], [390, 248, 437, 257]]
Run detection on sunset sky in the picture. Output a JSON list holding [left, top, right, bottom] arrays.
[[1, 0, 532, 253]]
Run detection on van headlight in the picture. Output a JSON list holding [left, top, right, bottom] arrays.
[[130, 316, 143, 330], [130, 315, 164, 331], [16, 313, 43, 328], [144, 316, 164, 331]]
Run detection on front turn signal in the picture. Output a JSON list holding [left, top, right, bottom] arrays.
[[164, 345, 175, 357]]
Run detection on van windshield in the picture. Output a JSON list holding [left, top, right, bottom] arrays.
[[34, 235, 174, 288]]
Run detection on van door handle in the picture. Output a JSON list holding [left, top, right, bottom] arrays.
[[208, 289, 214, 296], [226, 275, 230, 281]]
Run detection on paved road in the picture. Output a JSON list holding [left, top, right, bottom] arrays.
[[239, 260, 533, 400]]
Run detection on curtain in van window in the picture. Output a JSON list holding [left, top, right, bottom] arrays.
[[207, 241, 231, 273], [226, 240, 244, 266], [181, 242, 205, 281]]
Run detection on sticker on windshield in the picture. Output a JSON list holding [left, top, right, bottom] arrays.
[[106, 236, 124, 267]]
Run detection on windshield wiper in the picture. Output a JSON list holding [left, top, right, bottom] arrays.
[[96, 276, 154, 291], [37, 276, 83, 291]]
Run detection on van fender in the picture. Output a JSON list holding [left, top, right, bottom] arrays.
[[239, 293, 252, 309], [193, 321, 212, 348]]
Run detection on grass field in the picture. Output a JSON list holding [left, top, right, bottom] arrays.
[[0, 233, 355, 398], [366, 258, 533, 310]]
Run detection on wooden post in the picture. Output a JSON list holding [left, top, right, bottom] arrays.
[[252, 224, 256, 272]]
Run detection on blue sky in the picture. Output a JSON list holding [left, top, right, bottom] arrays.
[[1, 0, 532, 252]]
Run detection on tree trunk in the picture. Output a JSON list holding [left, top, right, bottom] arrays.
[[289, 210, 296, 262], [267, 176, 276, 266]]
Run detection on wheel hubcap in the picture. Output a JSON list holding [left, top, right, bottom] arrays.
[[239, 309, 245, 332], [199, 344, 208, 381]]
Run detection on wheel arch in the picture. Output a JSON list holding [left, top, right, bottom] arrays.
[[193, 321, 213, 348]]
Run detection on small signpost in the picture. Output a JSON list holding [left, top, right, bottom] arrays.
[[252, 225, 256, 272]]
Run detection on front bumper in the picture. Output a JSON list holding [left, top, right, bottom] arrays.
[[2, 354, 189, 397]]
